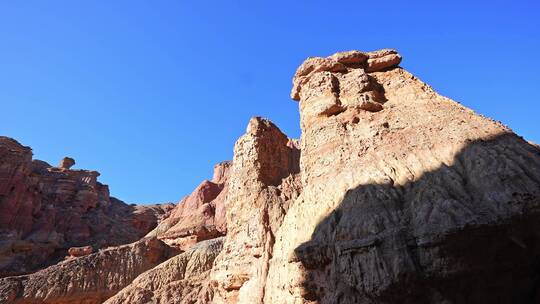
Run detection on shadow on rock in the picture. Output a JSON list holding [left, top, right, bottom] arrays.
[[294, 134, 540, 304]]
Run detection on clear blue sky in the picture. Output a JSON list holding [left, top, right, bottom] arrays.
[[1, 1, 539, 204]]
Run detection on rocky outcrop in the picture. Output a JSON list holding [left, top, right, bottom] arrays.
[[104, 237, 224, 304], [151, 161, 231, 251], [58, 157, 75, 170], [209, 117, 302, 303], [0, 237, 173, 304], [67, 245, 92, 258], [262, 50, 540, 303], [2, 49, 540, 304], [0, 137, 173, 277]]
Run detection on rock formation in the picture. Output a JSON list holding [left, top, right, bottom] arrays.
[[58, 157, 75, 170], [67, 245, 93, 257], [150, 161, 231, 251], [209, 117, 301, 303], [104, 237, 224, 304], [263, 49, 540, 303], [0, 237, 173, 304], [1, 49, 540, 304], [0, 137, 173, 277]]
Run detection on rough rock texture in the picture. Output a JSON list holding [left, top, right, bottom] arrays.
[[2, 49, 540, 304], [67, 245, 92, 258], [105, 237, 224, 304], [151, 161, 231, 251], [58, 157, 75, 170], [0, 137, 173, 277], [262, 49, 540, 303], [209, 117, 302, 304], [0, 237, 173, 304]]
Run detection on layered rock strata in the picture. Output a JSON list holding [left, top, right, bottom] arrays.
[[0, 137, 172, 277], [263, 49, 540, 303], [151, 161, 231, 251], [105, 237, 224, 304], [0, 237, 173, 304], [209, 117, 302, 303], [1, 49, 540, 304]]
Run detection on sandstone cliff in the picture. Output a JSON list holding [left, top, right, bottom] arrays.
[[150, 161, 231, 251], [262, 49, 540, 303], [1, 49, 540, 304], [0, 137, 173, 277]]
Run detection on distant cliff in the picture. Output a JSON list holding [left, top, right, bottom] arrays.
[[0, 138, 173, 277]]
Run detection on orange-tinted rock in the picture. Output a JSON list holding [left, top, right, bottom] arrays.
[[68, 245, 93, 257], [212, 161, 232, 184], [209, 117, 302, 303], [264, 49, 540, 304], [0, 237, 173, 304], [152, 161, 231, 251], [104, 238, 224, 304], [58, 157, 75, 169], [366, 48, 402, 72], [0, 137, 173, 277], [2, 49, 540, 304], [329, 50, 368, 65]]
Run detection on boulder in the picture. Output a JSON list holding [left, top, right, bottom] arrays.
[[58, 157, 75, 169], [68, 245, 93, 257]]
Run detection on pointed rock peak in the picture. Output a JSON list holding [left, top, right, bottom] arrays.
[[246, 116, 286, 138], [212, 161, 232, 184], [234, 117, 298, 187]]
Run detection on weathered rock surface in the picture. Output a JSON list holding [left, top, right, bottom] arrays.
[[209, 117, 302, 303], [151, 161, 231, 251], [67, 245, 93, 258], [263, 50, 540, 303], [58, 157, 75, 170], [0, 237, 173, 304], [2, 49, 540, 304], [104, 237, 224, 304], [0, 137, 173, 277]]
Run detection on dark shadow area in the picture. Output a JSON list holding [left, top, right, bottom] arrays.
[[294, 133, 540, 303]]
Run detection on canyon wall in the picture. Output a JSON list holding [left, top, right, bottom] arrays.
[[0, 137, 173, 277], [2, 49, 540, 303]]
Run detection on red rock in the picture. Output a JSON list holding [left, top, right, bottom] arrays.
[[68, 245, 93, 257], [0, 237, 172, 304], [0, 137, 173, 277], [58, 157, 75, 169], [2, 49, 540, 304]]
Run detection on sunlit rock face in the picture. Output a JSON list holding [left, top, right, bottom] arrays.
[[2, 49, 540, 304], [150, 161, 231, 251], [104, 237, 225, 304], [0, 137, 173, 277], [262, 50, 540, 304], [0, 237, 172, 304], [209, 117, 302, 304]]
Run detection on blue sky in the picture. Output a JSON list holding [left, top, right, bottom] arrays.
[[1, 1, 539, 203]]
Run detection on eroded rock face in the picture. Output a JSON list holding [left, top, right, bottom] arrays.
[[67, 245, 92, 257], [58, 157, 75, 170], [263, 50, 540, 303], [105, 237, 224, 304], [0, 237, 173, 304], [151, 161, 231, 251], [291, 49, 401, 131], [209, 117, 302, 304], [0, 137, 173, 277], [2, 49, 540, 304]]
